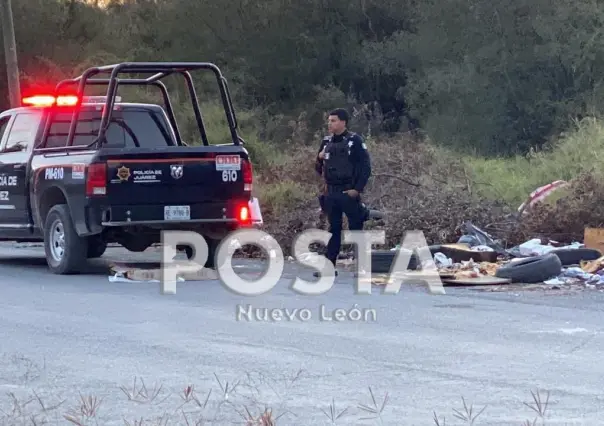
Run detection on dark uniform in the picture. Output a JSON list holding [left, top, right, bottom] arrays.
[[315, 130, 371, 267]]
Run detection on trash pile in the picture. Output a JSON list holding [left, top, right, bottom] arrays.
[[435, 221, 604, 288], [544, 257, 604, 287], [429, 221, 509, 282], [434, 256, 502, 280]]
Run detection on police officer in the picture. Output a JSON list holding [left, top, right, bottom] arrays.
[[314, 108, 371, 276]]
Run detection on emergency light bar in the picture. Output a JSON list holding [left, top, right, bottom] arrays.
[[22, 95, 78, 107], [21, 95, 122, 107]]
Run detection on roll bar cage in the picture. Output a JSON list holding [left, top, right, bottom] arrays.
[[39, 62, 240, 149]]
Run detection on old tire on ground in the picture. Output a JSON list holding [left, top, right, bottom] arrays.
[[428, 245, 443, 255], [44, 204, 88, 274], [370, 246, 443, 273], [550, 248, 601, 266], [371, 249, 418, 273], [87, 236, 107, 259], [495, 253, 562, 283]]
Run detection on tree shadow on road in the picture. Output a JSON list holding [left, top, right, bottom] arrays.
[[0, 255, 113, 275]]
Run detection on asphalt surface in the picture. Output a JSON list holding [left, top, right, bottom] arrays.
[[0, 244, 603, 425]]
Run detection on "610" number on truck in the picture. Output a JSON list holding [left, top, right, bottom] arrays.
[[222, 170, 238, 182]]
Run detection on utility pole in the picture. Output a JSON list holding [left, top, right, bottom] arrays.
[[0, 0, 20, 108]]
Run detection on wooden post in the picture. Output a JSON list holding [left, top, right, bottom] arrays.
[[0, 0, 21, 108]]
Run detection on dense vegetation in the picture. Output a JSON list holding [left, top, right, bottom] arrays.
[[3, 0, 604, 250], [5, 0, 604, 154]]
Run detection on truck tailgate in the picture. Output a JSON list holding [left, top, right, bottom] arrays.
[[97, 147, 251, 206]]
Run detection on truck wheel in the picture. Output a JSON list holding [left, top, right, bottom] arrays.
[[205, 238, 220, 269], [182, 237, 221, 269], [87, 236, 107, 259], [44, 204, 87, 274]]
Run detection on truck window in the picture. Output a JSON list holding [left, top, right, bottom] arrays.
[[4, 113, 42, 152], [0, 117, 10, 144], [45, 109, 175, 149]]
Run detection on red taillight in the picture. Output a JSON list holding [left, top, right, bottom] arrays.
[[22, 95, 79, 107], [86, 163, 107, 196], [238, 205, 250, 223], [242, 159, 253, 191]]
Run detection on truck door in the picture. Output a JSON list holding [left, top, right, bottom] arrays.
[[0, 111, 42, 228]]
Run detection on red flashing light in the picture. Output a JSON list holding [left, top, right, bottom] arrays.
[[56, 95, 79, 106], [86, 163, 107, 196], [22, 95, 55, 107], [22, 95, 79, 107]]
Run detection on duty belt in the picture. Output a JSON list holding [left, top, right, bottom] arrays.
[[326, 183, 354, 193]]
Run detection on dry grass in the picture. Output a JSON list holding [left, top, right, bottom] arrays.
[[0, 355, 563, 425], [63, 393, 103, 425], [0, 380, 557, 425]]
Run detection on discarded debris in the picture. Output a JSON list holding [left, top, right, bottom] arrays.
[[544, 267, 604, 286], [108, 262, 219, 282], [518, 180, 570, 215], [495, 253, 562, 283], [109, 271, 186, 284], [513, 239, 583, 256], [441, 276, 512, 286], [434, 255, 502, 280], [581, 256, 604, 274], [456, 221, 507, 254]]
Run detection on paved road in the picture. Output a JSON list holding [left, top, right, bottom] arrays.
[[0, 244, 603, 425]]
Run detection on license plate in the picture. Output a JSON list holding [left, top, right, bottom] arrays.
[[215, 155, 241, 171], [164, 205, 190, 221]]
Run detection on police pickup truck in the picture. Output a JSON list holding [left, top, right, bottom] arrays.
[[0, 62, 260, 274]]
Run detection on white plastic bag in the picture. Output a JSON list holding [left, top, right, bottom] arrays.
[[518, 239, 557, 256], [433, 252, 453, 267]]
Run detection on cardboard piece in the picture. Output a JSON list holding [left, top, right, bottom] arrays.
[[359, 271, 455, 287], [441, 276, 512, 286], [581, 255, 604, 274], [584, 228, 604, 252], [439, 244, 499, 263]]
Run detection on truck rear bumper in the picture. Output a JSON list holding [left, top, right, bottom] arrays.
[[84, 198, 262, 230], [102, 217, 241, 226]]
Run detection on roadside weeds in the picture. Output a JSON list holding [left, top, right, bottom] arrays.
[[0, 368, 555, 425]]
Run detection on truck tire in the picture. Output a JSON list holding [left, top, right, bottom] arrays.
[[183, 237, 221, 269], [87, 236, 107, 259], [44, 204, 88, 274], [494, 253, 562, 283]]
